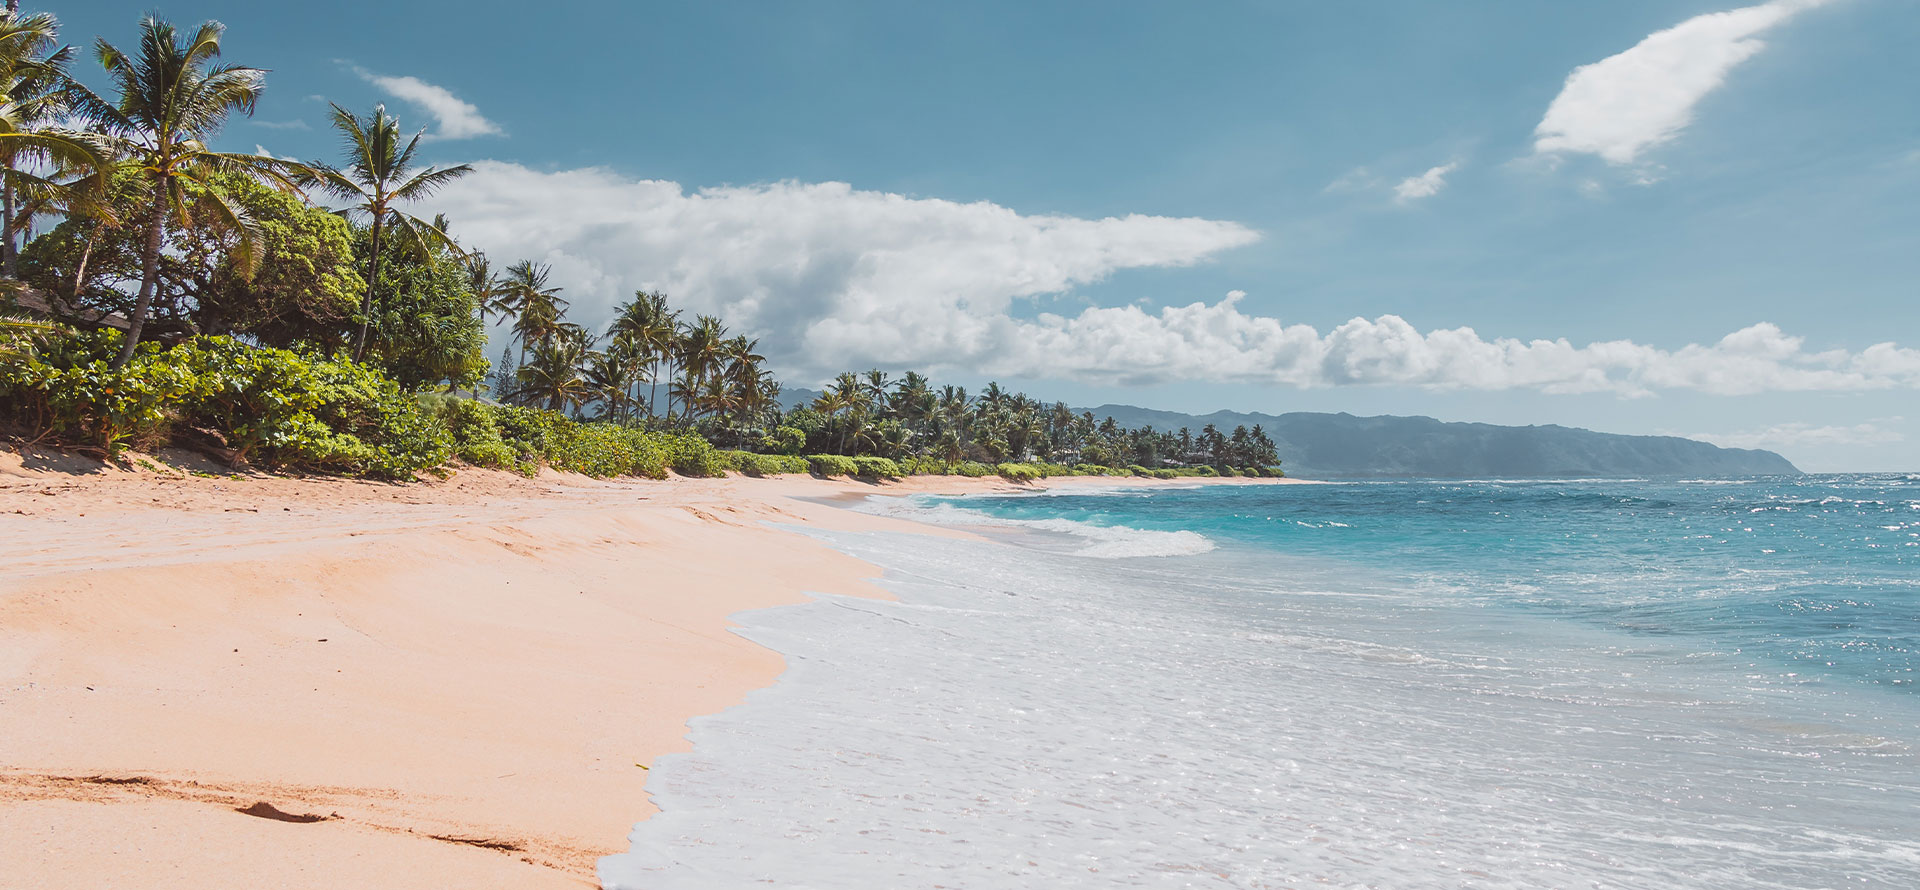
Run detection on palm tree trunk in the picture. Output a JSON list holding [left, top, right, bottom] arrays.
[[70, 224, 98, 304], [3, 170, 16, 279], [351, 213, 385, 361], [648, 359, 660, 419], [112, 186, 170, 370]]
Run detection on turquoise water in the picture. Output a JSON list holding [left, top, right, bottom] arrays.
[[950, 476, 1920, 693], [604, 475, 1920, 889]]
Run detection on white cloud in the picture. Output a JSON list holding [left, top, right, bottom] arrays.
[[354, 69, 500, 139], [1394, 162, 1458, 202], [1003, 302, 1920, 393], [433, 162, 1920, 394], [1692, 420, 1906, 450], [253, 119, 310, 131], [1533, 0, 1833, 164], [1323, 167, 1383, 193]]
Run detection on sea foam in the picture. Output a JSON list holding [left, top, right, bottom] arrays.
[[603, 478, 1920, 889], [852, 494, 1216, 558]]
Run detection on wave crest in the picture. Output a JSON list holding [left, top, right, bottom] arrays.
[[855, 497, 1215, 559]]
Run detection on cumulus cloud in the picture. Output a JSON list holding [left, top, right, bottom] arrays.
[[1533, 0, 1833, 164], [432, 162, 1920, 394], [1003, 301, 1920, 393], [253, 119, 310, 131], [353, 68, 500, 139], [1692, 420, 1906, 450], [1394, 163, 1458, 202], [435, 161, 1257, 374]]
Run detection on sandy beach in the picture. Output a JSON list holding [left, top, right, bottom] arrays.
[[0, 449, 1295, 889]]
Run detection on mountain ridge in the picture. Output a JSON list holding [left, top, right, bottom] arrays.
[[1080, 404, 1798, 479]]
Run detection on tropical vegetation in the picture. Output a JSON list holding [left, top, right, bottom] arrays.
[[0, 7, 1281, 483]]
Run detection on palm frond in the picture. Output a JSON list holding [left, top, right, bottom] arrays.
[[389, 163, 473, 202]]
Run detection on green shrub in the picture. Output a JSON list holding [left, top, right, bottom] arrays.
[[952, 460, 993, 477], [1127, 464, 1151, 477], [995, 462, 1039, 483], [660, 432, 725, 477], [806, 453, 858, 477], [419, 395, 521, 472], [0, 332, 454, 479], [851, 455, 902, 478], [899, 455, 947, 475], [760, 425, 806, 456], [731, 452, 809, 476]]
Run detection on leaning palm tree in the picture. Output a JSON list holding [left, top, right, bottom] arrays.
[[301, 102, 471, 360], [60, 17, 300, 367]]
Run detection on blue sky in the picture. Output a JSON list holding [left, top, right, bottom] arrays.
[[53, 0, 1920, 470]]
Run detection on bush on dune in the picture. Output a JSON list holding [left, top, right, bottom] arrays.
[[806, 454, 858, 477], [852, 456, 902, 479], [995, 462, 1039, 483], [0, 329, 738, 482], [1, 331, 447, 479], [723, 450, 809, 476]]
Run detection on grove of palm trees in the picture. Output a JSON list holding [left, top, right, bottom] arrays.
[[0, 8, 1280, 481]]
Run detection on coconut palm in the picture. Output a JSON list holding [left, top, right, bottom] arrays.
[[0, 9, 92, 277], [861, 369, 890, 414], [497, 260, 566, 359], [300, 102, 471, 360], [672, 315, 727, 421], [464, 252, 510, 325], [580, 348, 632, 421], [607, 289, 676, 418], [512, 328, 591, 413], [55, 17, 295, 367]]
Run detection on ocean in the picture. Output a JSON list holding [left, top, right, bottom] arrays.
[[601, 475, 1920, 889]]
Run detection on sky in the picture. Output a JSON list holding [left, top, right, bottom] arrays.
[[51, 0, 1920, 471]]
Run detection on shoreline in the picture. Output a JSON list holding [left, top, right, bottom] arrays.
[[0, 451, 1301, 889]]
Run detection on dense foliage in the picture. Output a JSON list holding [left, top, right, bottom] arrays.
[[0, 328, 729, 481]]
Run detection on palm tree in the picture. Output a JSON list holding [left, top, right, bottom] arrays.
[[607, 289, 676, 419], [811, 386, 846, 450], [861, 369, 890, 415], [497, 260, 567, 360], [672, 315, 726, 422], [512, 328, 591, 412], [59, 16, 295, 367], [721, 335, 767, 444], [0, 9, 89, 278], [301, 102, 471, 360], [465, 252, 511, 325], [580, 348, 631, 421]]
